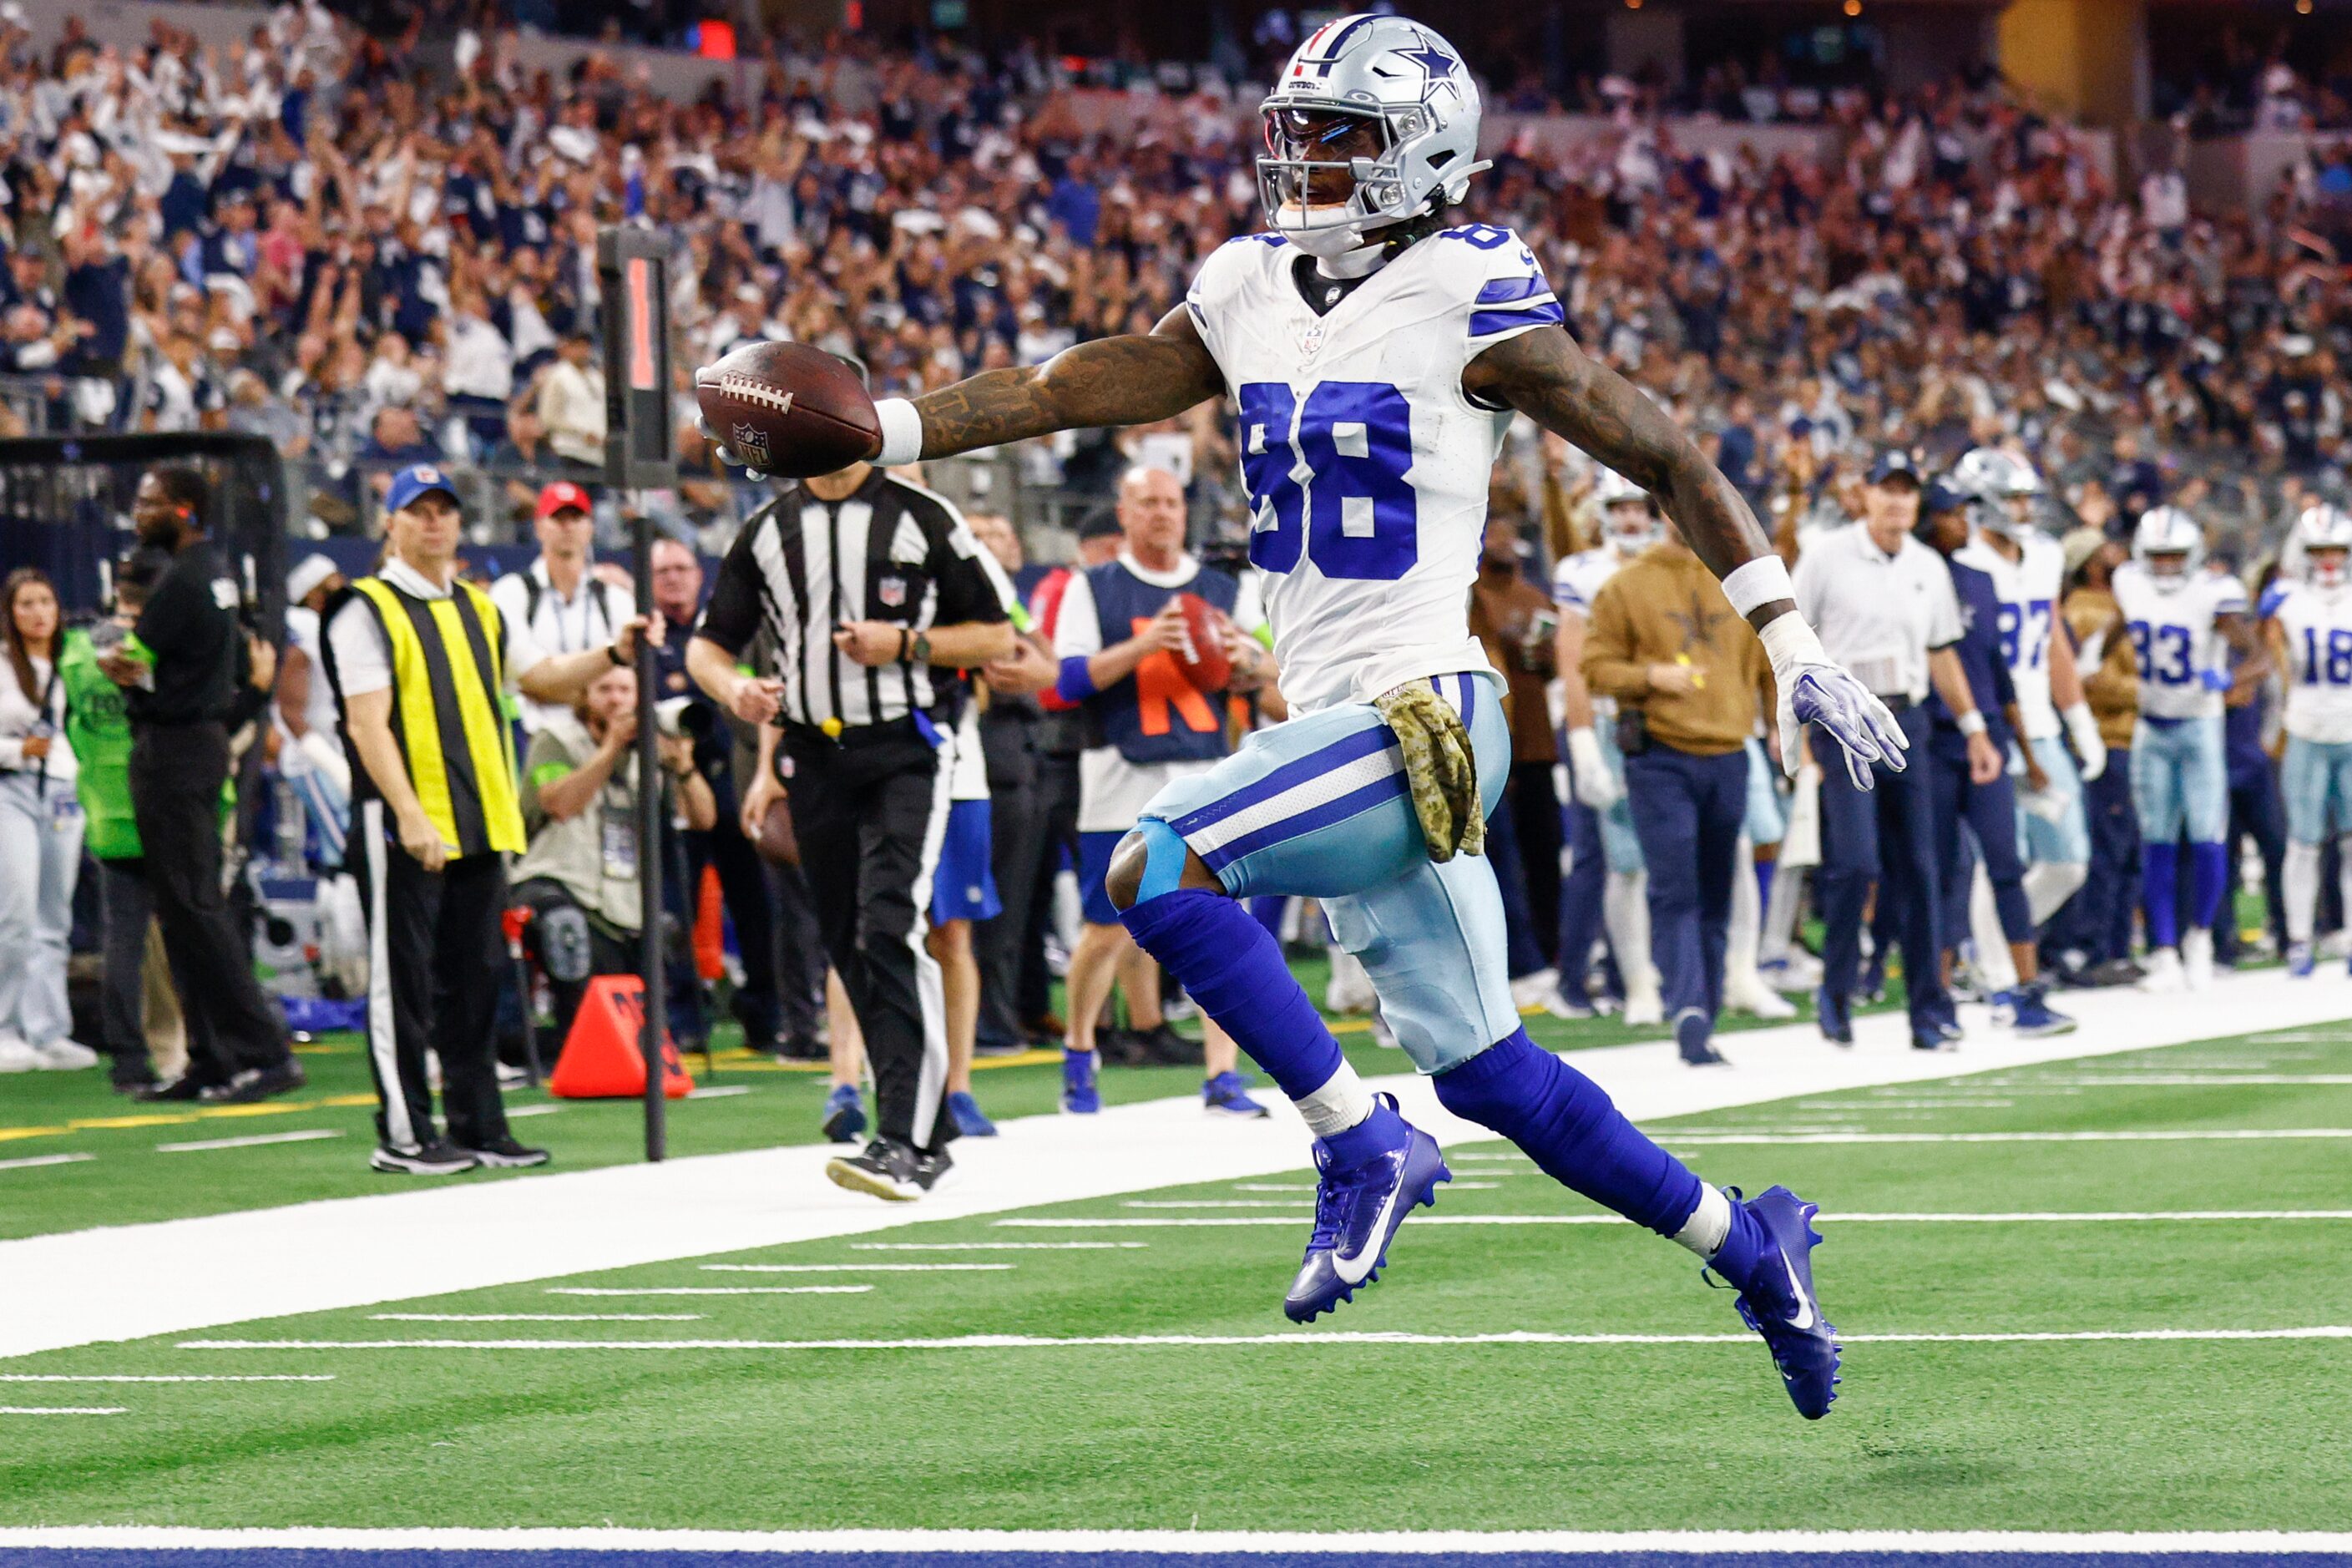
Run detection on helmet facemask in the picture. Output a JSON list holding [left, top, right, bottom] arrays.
[[2146, 551, 2193, 592], [1604, 498, 1660, 553], [2312, 547, 2349, 591], [1259, 105, 1408, 255]]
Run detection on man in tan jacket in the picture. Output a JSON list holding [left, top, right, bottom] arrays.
[[1583, 520, 1775, 1065]]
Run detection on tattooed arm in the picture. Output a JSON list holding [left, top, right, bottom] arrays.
[[1464, 325, 1787, 631], [909, 306, 1227, 459], [1465, 322, 1909, 786]]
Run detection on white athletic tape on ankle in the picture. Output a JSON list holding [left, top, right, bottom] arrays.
[[1675, 1182, 1732, 1260], [873, 397, 923, 468], [1295, 1067, 1376, 1141], [1720, 555, 1795, 620]]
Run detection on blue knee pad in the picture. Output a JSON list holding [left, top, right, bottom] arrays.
[[1129, 819, 1189, 908]]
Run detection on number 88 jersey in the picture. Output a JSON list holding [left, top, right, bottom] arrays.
[[2270, 580, 2352, 743], [1184, 224, 1563, 714], [2109, 560, 2247, 721]]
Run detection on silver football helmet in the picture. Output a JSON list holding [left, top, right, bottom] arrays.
[[1593, 467, 1660, 551], [2296, 504, 2352, 589], [1948, 447, 2045, 539], [2133, 505, 2204, 593], [1257, 15, 1490, 257]]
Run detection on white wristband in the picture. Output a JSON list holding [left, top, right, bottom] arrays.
[[873, 397, 924, 468], [1721, 555, 1795, 620], [1956, 711, 1988, 736], [2062, 701, 2096, 732]]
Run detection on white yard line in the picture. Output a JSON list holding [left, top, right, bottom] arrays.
[[0, 1374, 332, 1383], [506, 1105, 562, 1118], [701, 1263, 1012, 1273], [685, 1086, 752, 1100], [175, 1325, 2352, 1353], [998, 1210, 2352, 1229], [5, 969, 2341, 1360], [154, 1130, 342, 1154], [0, 1153, 94, 1172], [1667, 1129, 2352, 1146], [8, 1527, 2352, 1555], [852, 1242, 1146, 1251], [545, 1286, 873, 1297], [0, 1405, 124, 1414], [370, 1314, 706, 1323]]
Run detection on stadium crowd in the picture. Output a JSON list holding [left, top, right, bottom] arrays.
[[3, 8, 2352, 1171]]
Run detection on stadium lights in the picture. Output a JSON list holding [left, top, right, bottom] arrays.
[[1844, 0, 1862, 13]]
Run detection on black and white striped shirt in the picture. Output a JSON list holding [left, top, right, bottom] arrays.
[[698, 469, 1018, 731]]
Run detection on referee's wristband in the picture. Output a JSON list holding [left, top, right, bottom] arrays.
[[1721, 555, 1795, 620], [1955, 710, 1988, 736], [606, 642, 626, 667], [873, 398, 923, 468]]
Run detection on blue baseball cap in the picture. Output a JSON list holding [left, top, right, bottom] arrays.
[[385, 463, 461, 514], [1866, 449, 1923, 487], [1922, 478, 1966, 515]]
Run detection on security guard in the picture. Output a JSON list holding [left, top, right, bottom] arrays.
[[687, 457, 1017, 1203], [94, 466, 301, 1104], [323, 464, 652, 1175]]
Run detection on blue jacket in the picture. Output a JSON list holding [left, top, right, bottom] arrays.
[[1929, 555, 2016, 761]]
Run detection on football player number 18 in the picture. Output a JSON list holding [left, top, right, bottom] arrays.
[[1239, 381, 1418, 582]]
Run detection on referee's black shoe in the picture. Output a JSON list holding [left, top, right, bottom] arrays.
[[200, 1060, 308, 1104], [458, 1136, 552, 1169], [371, 1140, 480, 1176], [827, 1137, 951, 1202], [1124, 1023, 1205, 1067]]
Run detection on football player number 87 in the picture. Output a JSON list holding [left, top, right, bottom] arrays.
[[1239, 381, 1417, 582]]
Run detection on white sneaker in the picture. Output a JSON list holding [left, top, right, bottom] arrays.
[[0, 1033, 38, 1073], [31, 1038, 99, 1070], [2138, 948, 2185, 993], [1324, 947, 1376, 1014], [1510, 967, 1560, 1012], [1759, 952, 1823, 992], [2182, 928, 2214, 991], [1722, 970, 1798, 1019], [1622, 984, 1665, 1028]]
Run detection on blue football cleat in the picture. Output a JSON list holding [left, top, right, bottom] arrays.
[[2288, 941, 2314, 977], [1203, 1070, 1271, 1119], [1283, 1093, 1450, 1323], [2007, 983, 2076, 1037], [821, 1084, 866, 1145], [1061, 1049, 1100, 1115], [1712, 1185, 1841, 1419], [947, 1090, 998, 1137]]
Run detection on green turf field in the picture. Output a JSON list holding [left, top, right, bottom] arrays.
[[4, 1020, 2349, 1533]]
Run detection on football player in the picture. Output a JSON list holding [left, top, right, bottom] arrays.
[[707, 15, 1901, 1419], [2109, 506, 2268, 990], [2263, 504, 2352, 975], [1549, 467, 1663, 1026]]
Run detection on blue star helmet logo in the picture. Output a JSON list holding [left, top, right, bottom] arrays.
[[1395, 34, 1457, 83]]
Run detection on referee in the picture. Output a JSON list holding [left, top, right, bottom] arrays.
[[688, 456, 1017, 1203], [325, 464, 652, 1174], [95, 465, 301, 1104]]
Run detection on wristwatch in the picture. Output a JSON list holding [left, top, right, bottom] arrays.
[[910, 631, 931, 665]]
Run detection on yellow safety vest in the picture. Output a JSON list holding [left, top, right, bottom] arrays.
[[342, 575, 527, 858]]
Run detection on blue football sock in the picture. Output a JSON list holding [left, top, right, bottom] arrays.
[[2143, 842, 2180, 949], [1433, 1028, 1703, 1237], [1754, 860, 1775, 919], [1709, 1198, 1770, 1287], [2189, 842, 2228, 931], [1121, 888, 1348, 1105]]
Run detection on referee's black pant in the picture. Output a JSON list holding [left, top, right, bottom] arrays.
[[782, 724, 953, 1155], [351, 801, 513, 1153], [129, 721, 289, 1085]]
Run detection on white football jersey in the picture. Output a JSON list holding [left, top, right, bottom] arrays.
[[2269, 580, 2352, 743], [1186, 223, 1563, 713], [1955, 530, 2066, 739], [2110, 562, 2248, 721], [1550, 544, 1634, 621]]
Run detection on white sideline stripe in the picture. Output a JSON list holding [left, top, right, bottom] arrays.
[[175, 1326, 2352, 1353], [2008, 1075, 2352, 1086], [0, 1406, 124, 1415], [0, 1374, 333, 1383], [1669, 1129, 2352, 1146], [370, 1314, 706, 1323], [506, 1105, 562, 1118], [701, 1264, 1012, 1273], [545, 1286, 873, 1297], [154, 1130, 342, 1154], [9, 1529, 2352, 1556], [686, 1086, 752, 1100], [0, 1153, 94, 1172], [998, 1210, 2352, 1229], [852, 1242, 1146, 1252], [9, 969, 2344, 1359]]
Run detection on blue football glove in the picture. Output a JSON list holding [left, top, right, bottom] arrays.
[[2198, 666, 2233, 693], [1761, 615, 1909, 792]]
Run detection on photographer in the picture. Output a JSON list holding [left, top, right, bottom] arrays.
[[514, 662, 716, 1046]]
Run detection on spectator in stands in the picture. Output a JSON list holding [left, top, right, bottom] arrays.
[[514, 662, 716, 1048], [493, 481, 634, 736], [537, 329, 606, 475], [0, 568, 93, 1073]]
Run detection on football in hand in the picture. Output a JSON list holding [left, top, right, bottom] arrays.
[[695, 341, 880, 479], [1171, 592, 1233, 693]]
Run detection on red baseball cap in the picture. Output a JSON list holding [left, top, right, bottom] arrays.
[[535, 480, 594, 520]]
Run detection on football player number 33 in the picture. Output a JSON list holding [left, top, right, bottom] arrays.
[[1240, 381, 1415, 581]]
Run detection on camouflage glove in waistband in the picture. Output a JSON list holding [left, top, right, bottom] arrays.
[[1374, 680, 1485, 863]]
